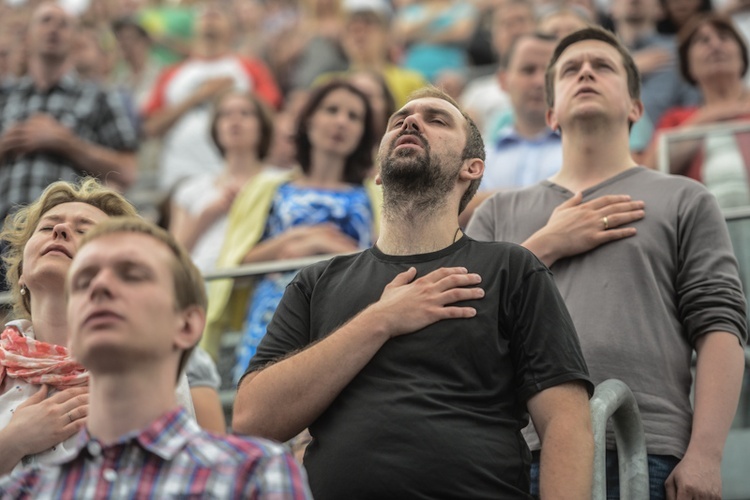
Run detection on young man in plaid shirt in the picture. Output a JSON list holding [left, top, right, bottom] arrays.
[[0, 218, 311, 499]]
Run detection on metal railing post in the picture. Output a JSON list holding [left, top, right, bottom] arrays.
[[589, 379, 649, 500]]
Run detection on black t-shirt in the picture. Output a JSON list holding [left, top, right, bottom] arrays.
[[246, 237, 592, 499]]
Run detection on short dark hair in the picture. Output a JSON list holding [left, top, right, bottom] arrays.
[[295, 80, 376, 184], [657, 0, 713, 34], [501, 31, 558, 70], [677, 13, 749, 85], [209, 89, 275, 160], [404, 87, 485, 215], [544, 26, 641, 130], [545, 26, 641, 109]]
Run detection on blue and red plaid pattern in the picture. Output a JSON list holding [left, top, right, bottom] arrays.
[[0, 408, 312, 499]]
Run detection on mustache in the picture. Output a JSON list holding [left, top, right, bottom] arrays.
[[391, 131, 428, 150]]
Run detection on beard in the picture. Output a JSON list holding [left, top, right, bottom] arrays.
[[378, 132, 461, 217]]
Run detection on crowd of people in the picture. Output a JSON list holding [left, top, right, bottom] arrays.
[[0, 0, 749, 498]]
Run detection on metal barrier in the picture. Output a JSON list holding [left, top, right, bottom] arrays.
[[656, 120, 750, 174], [589, 379, 649, 500]]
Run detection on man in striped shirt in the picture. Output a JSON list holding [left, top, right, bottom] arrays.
[[0, 217, 311, 499]]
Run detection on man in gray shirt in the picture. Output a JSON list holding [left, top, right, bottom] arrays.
[[467, 27, 747, 500]]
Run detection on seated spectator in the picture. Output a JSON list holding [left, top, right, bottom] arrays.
[[270, 0, 347, 94], [393, 0, 478, 82], [459, 0, 536, 140], [610, 0, 702, 150], [169, 90, 276, 274], [644, 14, 750, 207], [658, 0, 714, 34], [202, 81, 382, 375], [347, 69, 396, 145], [0, 217, 312, 498], [111, 16, 165, 111], [265, 111, 300, 171], [0, 2, 138, 223], [0, 179, 136, 475], [141, 4, 281, 192], [317, 0, 428, 108], [537, 4, 592, 40], [482, 33, 561, 191], [459, 32, 560, 227]]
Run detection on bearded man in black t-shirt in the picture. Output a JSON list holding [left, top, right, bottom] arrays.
[[232, 87, 594, 500]]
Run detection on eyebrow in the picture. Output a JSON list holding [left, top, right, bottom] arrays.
[[40, 214, 98, 226], [559, 54, 617, 72], [388, 106, 457, 126], [70, 258, 155, 284]]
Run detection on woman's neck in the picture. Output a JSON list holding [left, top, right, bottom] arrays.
[[702, 78, 746, 105], [223, 151, 263, 184], [303, 150, 348, 188], [28, 289, 69, 346]]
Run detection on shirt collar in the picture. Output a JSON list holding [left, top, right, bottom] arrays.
[[70, 407, 196, 462], [495, 126, 559, 146], [15, 72, 80, 93]]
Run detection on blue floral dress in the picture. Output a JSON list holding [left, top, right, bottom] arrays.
[[233, 183, 374, 382]]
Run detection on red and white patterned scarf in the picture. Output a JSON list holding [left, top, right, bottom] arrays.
[[0, 323, 88, 390]]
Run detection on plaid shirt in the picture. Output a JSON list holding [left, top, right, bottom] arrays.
[[0, 408, 312, 499], [0, 73, 137, 221]]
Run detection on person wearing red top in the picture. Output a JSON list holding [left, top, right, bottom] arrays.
[[645, 14, 750, 207], [141, 5, 281, 191]]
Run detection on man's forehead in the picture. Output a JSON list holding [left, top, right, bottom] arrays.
[[72, 233, 171, 271], [557, 39, 621, 64], [512, 37, 555, 64], [394, 97, 463, 120], [33, 3, 70, 21]]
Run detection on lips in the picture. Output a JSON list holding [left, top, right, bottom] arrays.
[[42, 244, 72, 258], [575, 86, 598, 96], [394, 133, 425, 149], [82, 309, 125, 329]]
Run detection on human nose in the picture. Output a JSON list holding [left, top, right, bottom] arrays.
[[401, 113, 421, 132], [52, 222, 71, 240], [87, 269, 114, 301], [577, 62, 595, 81]]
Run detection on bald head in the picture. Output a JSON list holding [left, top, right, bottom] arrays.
[[28, 2, 76, 62]]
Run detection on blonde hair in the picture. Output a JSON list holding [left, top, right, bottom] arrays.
[[79, 217, 207, 378], [1, 178, 137, 320]]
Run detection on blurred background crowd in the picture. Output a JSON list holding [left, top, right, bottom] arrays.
[[4, 0, 750, 423], [4, 0, 750, 235]]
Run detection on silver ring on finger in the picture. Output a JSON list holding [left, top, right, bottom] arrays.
[[67, 412, 73, 424], [602, 216, 609, 230]]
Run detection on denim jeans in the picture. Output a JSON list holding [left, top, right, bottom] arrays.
[[529, 450, 680, 499]]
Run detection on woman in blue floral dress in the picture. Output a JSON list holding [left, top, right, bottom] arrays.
[[233, 81, 380, 382]]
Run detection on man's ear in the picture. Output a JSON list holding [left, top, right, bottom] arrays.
[[174, 305, 205, 351], [546, 107, 559, 132], [459, 158, 484, 181], [628, 98, 644, 125], [498, 69, 508, 92], [374, 172, 382, 185]]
